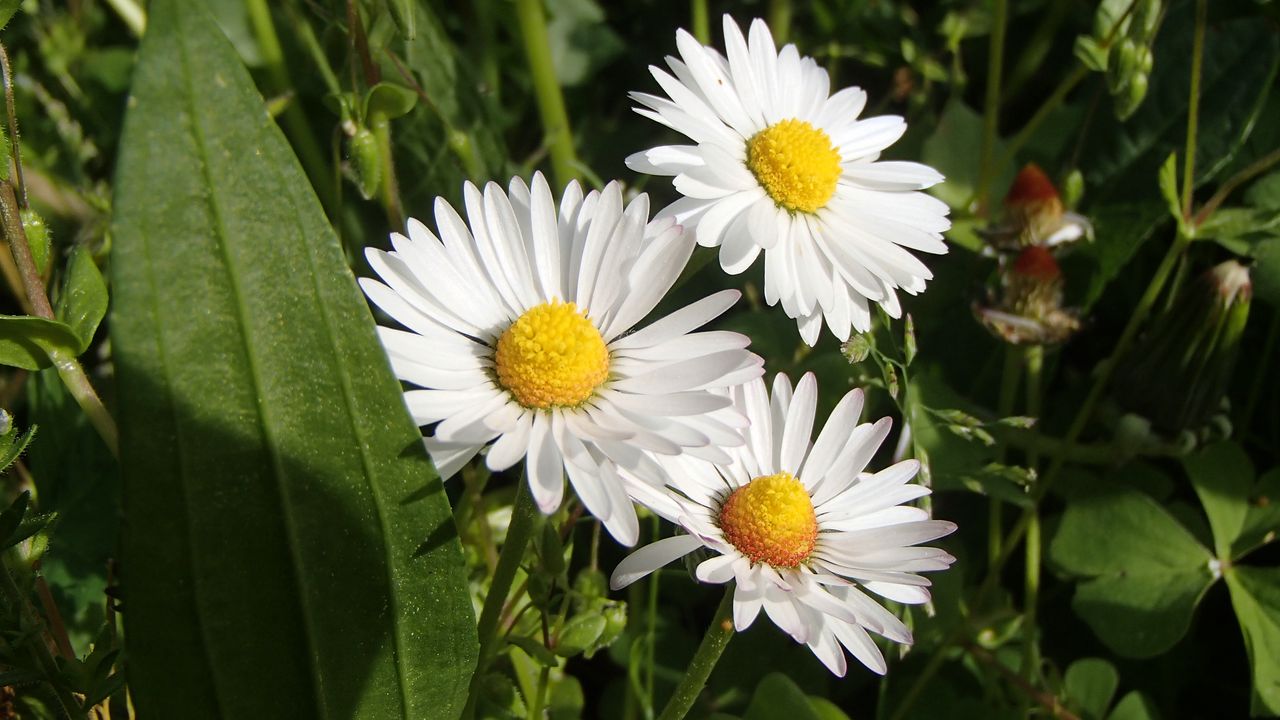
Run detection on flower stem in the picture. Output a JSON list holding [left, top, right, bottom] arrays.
[[463, 478, 540, 719], [989, 345, 1023, 568], [514, 0, 580, 187], [691, 0, 711, 44], [1181, 0, 1208, 221], [656, 588, 736, 720], [976, 0, 1009, 214], [767, 0, 792, 44], [0, 183, 119, 457], [1021, 344, 1044, 684]]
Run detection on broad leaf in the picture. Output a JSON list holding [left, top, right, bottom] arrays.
[[1237, 469, 1280, 560], [0, 316, 84, 370], [743, 673, 826, 720], [109, 0, 476, 716], [1225, 567, 1280, 716], [1064, 658, 1119, 720], [1106, 692, 1160, 720], [1048, 485, 1215, 657], [1185, 441, 1254, 558]]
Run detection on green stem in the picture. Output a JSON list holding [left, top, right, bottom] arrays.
[[887, 645, 952, 720], [514, 0, 580, 187], [691, 0, 711, 44], [1181, 0, 1208, 221], [463, 480, 540, 719], [976, 0, 1009, 214], [244, 0, 337, 215], [767, 0, 792, 44], [656, 589, 736, 720], [528, 665, 550, 720], [1, 552, 82, 718], [1001, 0, 1069, 102], [1021, 344, 1044, 684], [1001, 65, 1088, 169], [990, 345, 1023, 568], [645, 514, 661, 713], [370, 113, 403, 230], [0, 183, 118, 457], [1193, 147, 1280, 228]]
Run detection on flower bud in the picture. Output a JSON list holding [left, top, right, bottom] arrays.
[[20, 208, 51, 276], [1115, 260, 1252, 433], [349, 126, 381, 200]]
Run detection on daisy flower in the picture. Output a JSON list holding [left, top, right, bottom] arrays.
[[360, 173, 763, 545], [627, 16, 951, 345], [612, 373, 956, 675]]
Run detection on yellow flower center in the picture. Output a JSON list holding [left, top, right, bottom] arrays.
[[495, 301, 609, 409], [746, 119, 842, 214], [718, 472, 817, 568]]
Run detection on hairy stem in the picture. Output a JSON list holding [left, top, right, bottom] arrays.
[[656, 589, 736, 720]]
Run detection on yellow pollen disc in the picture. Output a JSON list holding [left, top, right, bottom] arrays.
[[746, 119, 842, 214], [718, 472, 817, 568], [495, 301, 609, 409]]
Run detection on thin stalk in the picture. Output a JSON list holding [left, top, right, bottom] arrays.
[[1021, 344, 1044, 684], [967, 643, 1080, 720], [463, 480, 540, 720], [514, 0, 580, 187], [1193, 147, 1280, 227], [1181, 0, 1208, 222], [1, 552, 82, 718], [1002, 0, 1069, 102], [528, 664, 550, 720], [1, 46, 28, 209], [370, 113, 403, 230], [244, 0, 337, 215], [990, 345, 1023, 568], [767, 0, 792, 44], [656, 589, 736, 720], [887, 644, 952, 720], [976, 0, 1009, 214], [0, 183, 118, 457], [691, 0, 711, 45], [644, 514, 661, 714], [1001, 66, 1088, 168]]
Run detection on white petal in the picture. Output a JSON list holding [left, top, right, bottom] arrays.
[[527, 412, 565, 513], [610, 535, 705, 590]]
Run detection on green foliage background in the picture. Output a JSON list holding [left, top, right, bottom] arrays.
[[0, 0, 1278, 718]]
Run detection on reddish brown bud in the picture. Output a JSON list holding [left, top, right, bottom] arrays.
[[1011, 245, 1061, 282], [1004, 163, 1060, 207]]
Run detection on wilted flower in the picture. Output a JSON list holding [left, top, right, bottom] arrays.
[[975, 245, 1080, 345], [981, 164, 1092, 251]]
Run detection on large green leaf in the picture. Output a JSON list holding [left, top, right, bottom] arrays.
[[1048, 485, 1215, 657], [1225, 566, 1280, 716], [0, 316, 84, 370], [109, 0, 476, 716], [742, 673, 830, 720]]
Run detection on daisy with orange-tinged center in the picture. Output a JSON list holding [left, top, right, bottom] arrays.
[[626, 16, 951, 345], [612, 373, 956, 675], [360, 173, 763, 545]]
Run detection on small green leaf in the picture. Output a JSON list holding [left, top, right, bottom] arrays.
[[1157, 153, 1182, 225], [903, 314, 917, 366], [0, 490, 29, 546], [1225, 566, 1280, 716], [364, 82, 419, 121], [1245, 171, 1280, 212], [1064, 657, 1119, 720], [507, 636, 559, 667], [1184, 441, 1254, 558], [1049, 485, 1215, 657], [0, 0, 19, 30], [1106, 691, 1159, 720], [55, 247, 109, 351], [1237, 469, 1280, 559], [743, 673, 824, 720], [806, 697, 852, 720], [1074, 36, 1109, 72], [0, 316, 82, 370], [0, 423, 35, 473], [554, 614, 606, 657]]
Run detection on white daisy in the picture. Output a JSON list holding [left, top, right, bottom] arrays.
[[627, 16, 951, 345], [612, 373, 956, 675], [360, 173, 763, 545]]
